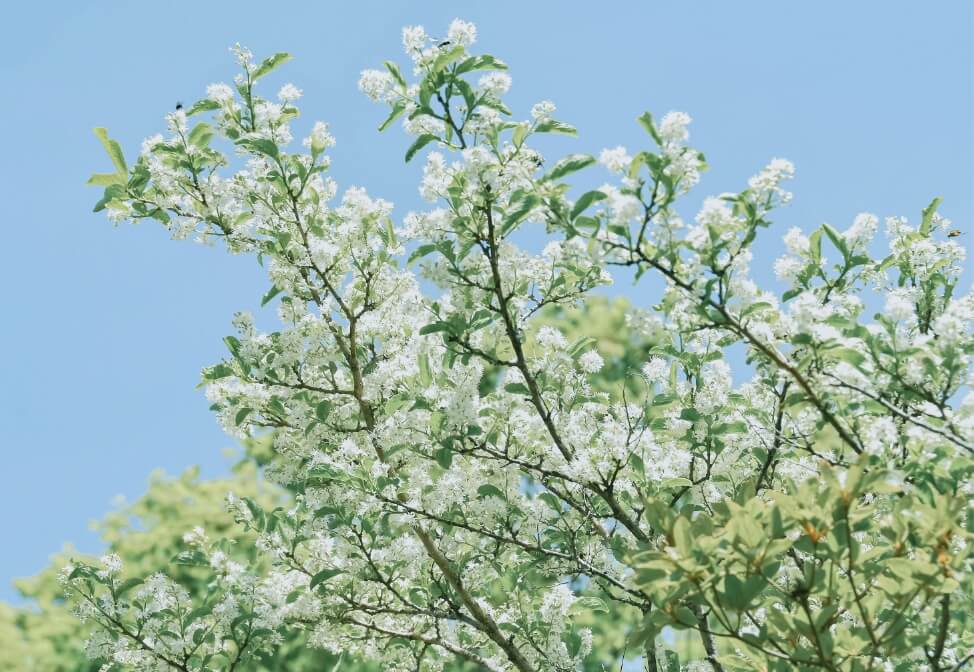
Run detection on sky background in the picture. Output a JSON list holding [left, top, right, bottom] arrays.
[[0, 1, 970, 602]]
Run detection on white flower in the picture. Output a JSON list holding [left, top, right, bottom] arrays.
[[658, 111, 691, 144], [642, 357, 668, 383], [784, 227, 810, 256], [478, 72, 511, 97], [303, 121, 335, 152], [748, 158, 795, 204], [182, 526, 208, 545], [206, 83, 235, 103], [536, 326, 567, 350], [358, 69, 395, 102], [230, 43, 253, 67], [844, 213, 878, 246], [774, 256, 803, 281], [864, 416, 897, 455], [98, 553, 123, 578], [531, 100, 556, 121], [695, 197, 735, 231], [277, 83, 302, 102], [447, 18, 477, 47], [579, 350, 604, 374], [540, 584, 576, 622], [885, 289, 915, 322], [402, 25, 428, 55], [140, 134, 164, 155], [599, 146, 631, 173]]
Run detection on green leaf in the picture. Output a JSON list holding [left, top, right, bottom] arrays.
[[723, 574, 766, 611], [203, 363, 234, 381], [405, 134, 439, 163], [435, 445, 453, 470], [93, 127, 127, 176], [573, 595, 610, 613], [432, 45, 465, 74], [187, 122, 215, 148], [535, 119, 576, 135], [173, 550, 209, 567], [234, 408, 252, 426], [260, 285, 282, 306], [672, 517, 692, 556], [315, 400, 332, 422], [822, 223, 849, 260], [455, 79, 476, 113], [501, 194, 541, 235], [419, 321, 451, 335], [87, 172, 126, 187], [92, 184, 125, 212], [570, 190, 607, 219], [713, 421, 748, 434], [309, 568, 343, 590], [238, 137, 279, 158], [378, 101, 407, 132], [114, 577, 143, 596], [477, 484, 506, 499], [920, 196, 943, 235], [408, 243, 438, 264], [544, 154, 595, 181], [418, 352, 432, 386], [504, 382, 530, 396], [636, 111, 662, 145], [652, 393, 676, 406], [252, 52, 292, 80], [456, 54, 508, 74], [809, 229, 823, 263], [384, 60, 407, 88], [186, 99, 221, 116]]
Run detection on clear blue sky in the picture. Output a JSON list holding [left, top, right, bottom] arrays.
[[0, 1, 970, 601]]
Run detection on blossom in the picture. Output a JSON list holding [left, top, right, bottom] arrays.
[[774, 255, 803, 280], [230, 43, 253, 67], [748, 157, 795, 204], [784, 227, 810, 255], [278, 83, 303, 102], [206, 83, 235, 103], [579, 350, 604, 373], [531, 100, 556, 121], [447, 18, 477, 47], [358, 69, 395, 102], [642, 357, 668, 383], [98, 553, 123, 578], [536, 326, 567, 350], [659, 111, 691, 144], [885, 288, 916, 321], [478, 72, 511, 97], [303, 121, 335, 152], [844, 212, 878, 246], [402, 25, 428, 56], [81, 29, 974, 672], [599, 146, 631, 173]]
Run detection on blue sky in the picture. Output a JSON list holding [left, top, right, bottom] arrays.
[[0, 1, 970, 601]]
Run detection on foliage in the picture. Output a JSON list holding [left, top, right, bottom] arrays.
[[1, 301, 651, 671], [0, 457, 345, 671], [66, 19, 974, 672]]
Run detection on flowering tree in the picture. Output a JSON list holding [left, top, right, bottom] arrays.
[[67, 18, 974, 672], [4, 301, 643, 672], [0, 448, 355, 672]]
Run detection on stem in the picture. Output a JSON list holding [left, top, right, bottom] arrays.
[[416, 528, 536, 672], [692, 604, 725, 672]]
